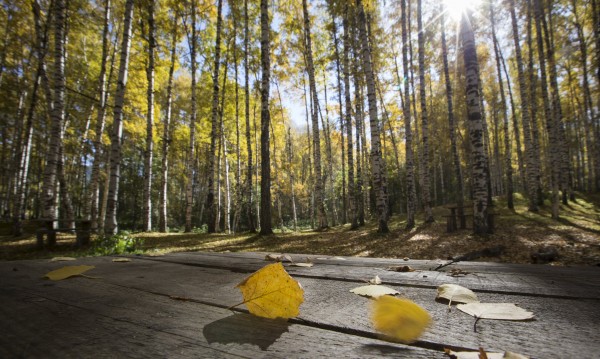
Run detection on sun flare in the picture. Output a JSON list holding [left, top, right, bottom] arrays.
[[443, 0, 481, 22]]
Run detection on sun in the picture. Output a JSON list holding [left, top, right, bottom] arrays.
[[443, 0, 481, 22]]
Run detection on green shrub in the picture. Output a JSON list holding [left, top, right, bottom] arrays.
[[92, 231, 144, 255], [192, 224, 208, 234]]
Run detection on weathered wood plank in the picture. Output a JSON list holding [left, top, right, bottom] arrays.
[[139, 251, 600, 299], [3, 255, 597, 358], [0, 263, 438, 358]]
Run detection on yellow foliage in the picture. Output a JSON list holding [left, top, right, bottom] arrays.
[[371, 296, 432, 343], [235, 262, 304, 319]]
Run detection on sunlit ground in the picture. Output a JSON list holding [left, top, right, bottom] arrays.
[[1, 192, 599, 266]]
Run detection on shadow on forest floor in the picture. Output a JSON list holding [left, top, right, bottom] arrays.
[[1, 192, 599, 266]]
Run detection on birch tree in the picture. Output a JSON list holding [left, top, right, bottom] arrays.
[[259, 0, 272, 235], [302, 0, 327, 229], [460, 9, 490, 234], [207, 0, 223, 233], [357, 0, 388, 233], [143, 0, 156, 232], [105, 0, 134, 234]]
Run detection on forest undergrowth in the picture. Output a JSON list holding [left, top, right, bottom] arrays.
[[2, 193, 599, 266]]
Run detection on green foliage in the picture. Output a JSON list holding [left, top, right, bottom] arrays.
[[192, 224, 209, 234], [92, 232, 144, 256]]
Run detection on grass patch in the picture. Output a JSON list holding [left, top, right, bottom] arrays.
[[1, 192, 599, 265]]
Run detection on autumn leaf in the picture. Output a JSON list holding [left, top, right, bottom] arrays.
[[371, 296, 432, 343], [235, 263, 304, 319], [437, 284, 479, 306], [50, 257, 76, 262], [457, 303, 534, 321], [44, 265, 95, 281], [350, 284, 400, 298]]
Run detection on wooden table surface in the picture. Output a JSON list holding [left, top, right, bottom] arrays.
[[2, 251, 599, 358]]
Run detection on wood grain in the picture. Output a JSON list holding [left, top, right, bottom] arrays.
[[1, 252, 598, 358]]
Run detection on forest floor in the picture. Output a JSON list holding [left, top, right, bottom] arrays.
[[1, 192, 600, 266]]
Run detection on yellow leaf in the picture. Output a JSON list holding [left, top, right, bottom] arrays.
[[44, 265, 95, 281], [50, 257, 76, 262], [371, 296, 432, 343], [235, 262, 304, 319]]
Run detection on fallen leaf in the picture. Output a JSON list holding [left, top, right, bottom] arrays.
[[265, 253, 293, 262], [371, 296, 432, 343], [386, 265, 415, 272], [44, 265, 95, 281], [437, 284, 479, 306], [350, 285, 400, 298], [289, 262, 314, 267], [457, 303, 534, 321], [235, 262, 304, 319], [50, 257, 76, 262], [444, 348, 529, 359], [112, 258, 131, 262], [369, 275, 382, 285]]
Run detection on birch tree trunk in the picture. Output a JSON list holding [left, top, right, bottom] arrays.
[[302, 0, 327, 229], [357, 0, 388, 233], [417, 0, 432, 223], [207, 0, 223, 234], [490, 2, 514, 209], [508, 0, 539, 212], [401, 0, 417, 229], [460, 10, 490, 234], [259, 0, 272, 235], [287, 128, 298, 231], [540, 0, 570, 205], [233, 5, 241, 233], [342, 4, 357, 230], [159, 14, 177, 233], [87, 0, 110, 230], [533, 0, 560, 219], [329, 3, 346, 224], [440, 8, 465, 224], [321, 71, 337, 226], [104, 0, 134, 235], [526, 1, 544, 207], [499, 48, 526, 193], [185, 0, 197, 232], [41, 0, 67, 221], [142, 0, 155, 232], [244, 0, 255, 232], [219, 49, 230, 234], [355, 82, 365, 226]]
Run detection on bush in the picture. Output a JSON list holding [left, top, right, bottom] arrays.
[[92, 231, 144, 255], [192, 224, 208, 234]]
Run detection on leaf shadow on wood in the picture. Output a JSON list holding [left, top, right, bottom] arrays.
[[202, 313, 290, 350]]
